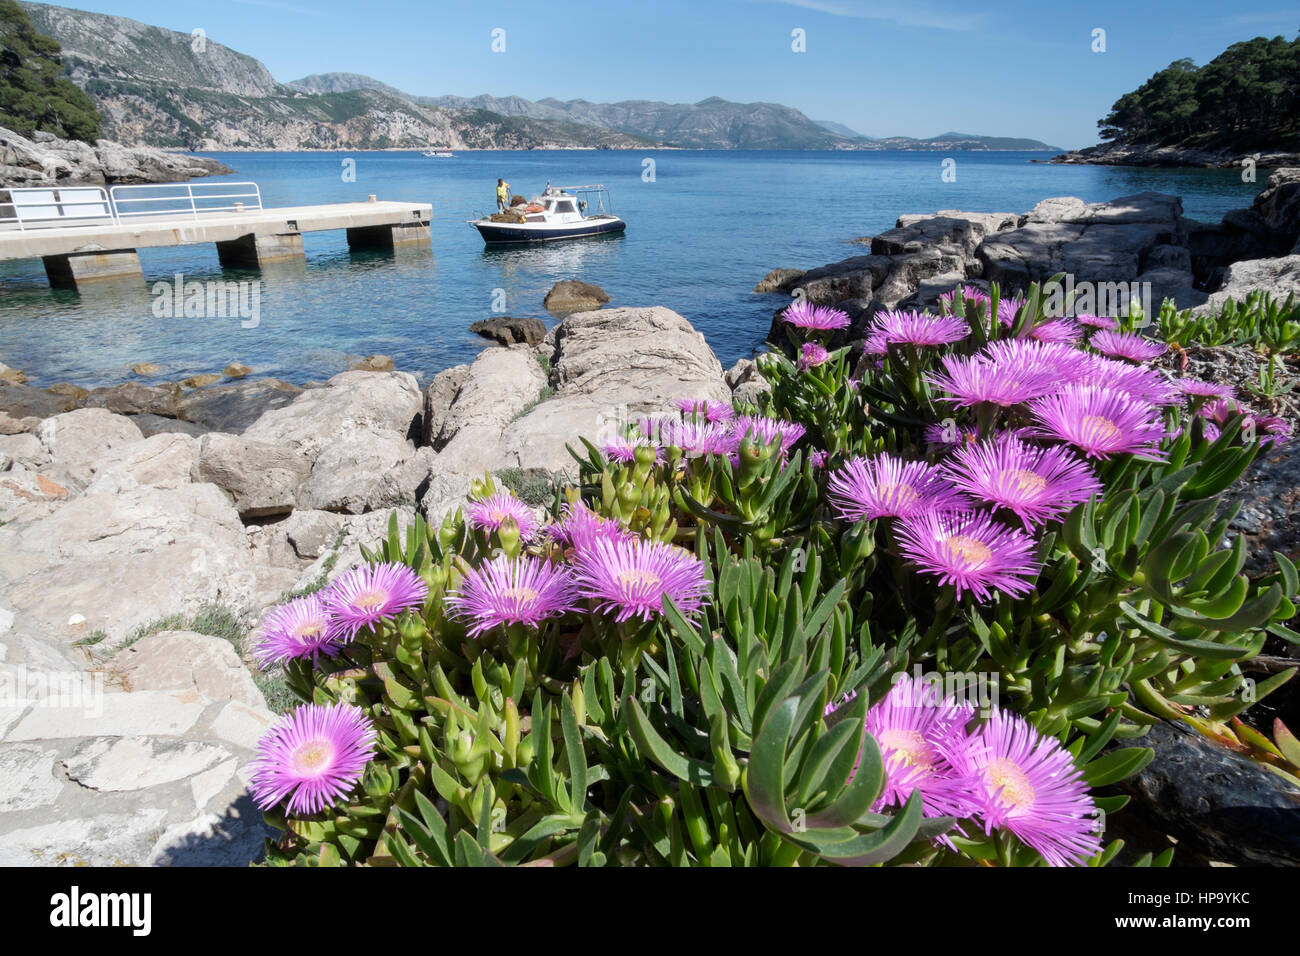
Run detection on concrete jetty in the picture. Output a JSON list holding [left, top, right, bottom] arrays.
[[0, 197, 432, 290]]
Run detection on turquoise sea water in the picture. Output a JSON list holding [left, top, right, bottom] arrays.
[[0, 150, 1267, 388]]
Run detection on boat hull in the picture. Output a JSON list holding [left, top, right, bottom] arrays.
[[473, 216, 626, 245]]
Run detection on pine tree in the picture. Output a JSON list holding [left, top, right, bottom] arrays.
[[0, 0, 101, 142]]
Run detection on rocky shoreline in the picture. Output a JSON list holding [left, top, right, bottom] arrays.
[[0, 126, 232, 187], [2, 178, 1300, 864], [1048, 141, 1300, 169]]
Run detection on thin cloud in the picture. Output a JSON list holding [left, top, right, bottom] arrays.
[[754, 0, 984, 31]]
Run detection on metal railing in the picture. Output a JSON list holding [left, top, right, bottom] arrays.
[[0, 186, 115, 231], [109, 182, 263, 221], [0, 182, 264, 230]]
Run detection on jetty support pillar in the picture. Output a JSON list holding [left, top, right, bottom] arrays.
[[42, 249, 143, 290], [346, 222, 431, 252], [215, 232, 306, 270]]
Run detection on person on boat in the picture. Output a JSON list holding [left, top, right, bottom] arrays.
[[496, 179, 510, 212]]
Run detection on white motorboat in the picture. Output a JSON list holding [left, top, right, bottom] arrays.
[[424, 149, 453, 158], [469, 184, 626, 244]]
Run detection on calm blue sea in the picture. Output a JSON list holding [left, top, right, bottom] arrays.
[[0, 150, 1266, 388]]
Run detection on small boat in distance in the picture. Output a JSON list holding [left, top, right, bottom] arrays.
[[469, 184, 626, 245], [424, 149, 453, 158]]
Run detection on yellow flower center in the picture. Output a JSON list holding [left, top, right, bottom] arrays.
[[1080, 414, 1121, 445], [502, 586, 540, 607], [879, 728, 935, 771], [617, 569, 662, 591], [1007, 469, 1047, 494], [490, 508, 511, 524], [944, 534, 992, 567], [881, 482, 920, 508], [354, 588, 387, 611], [292, 739, 334, 775], [984, 757, 1035, 810], [293, 621, 324, 641]]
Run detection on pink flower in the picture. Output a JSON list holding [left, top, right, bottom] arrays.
[[950, 708, 1101, 867], [1029, 384, 1167, 460], [942, 435, 1101, 528], [248, 702, 377, 817], [894, 510, 1039, 602], [446, 554, 579, 638], [827, 454, 967, 522]]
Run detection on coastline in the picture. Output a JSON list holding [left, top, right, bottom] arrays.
[[1049, 141, 1300, 169]]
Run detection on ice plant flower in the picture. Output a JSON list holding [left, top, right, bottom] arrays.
[[952, 708, 1101, 867], [1175, 377, 1234, 401], [937, 286, 990, 312], [1029, 384, 1167, 460], [657, 418, 733, 456], [674, 398, 734, 422], [322, 562, 429, 642], [445, 554, 579, 638], [252, 593, 338, 668], [928, 350, 1061, 408], [248, 702, 377, 817], [603, 434, 661, 464], [1080, 354, 1180, 406], [799, 341, 831, 369], [865, 674, 979, 818], [827, 454, 968, 521], [1075, 313, 1118, 330], [895, 510, 1039, 602], [869, 309, 970, 348], [1089, 329, 1167, 362], [1026, 318, 1082, 345], [549, 500, 635, 553], [943, 436, 1101, 528], [729, 415, 806, 454], [808, 448, 829, 469], [573, 537, 710, 623], [782, 300, 850, 331], [467, 491, 538, 541], [996, 296, 1027, 327]]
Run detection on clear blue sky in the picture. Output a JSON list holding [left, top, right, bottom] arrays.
[[47, 0, 1299, 148]]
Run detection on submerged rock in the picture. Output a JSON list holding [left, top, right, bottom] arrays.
[[175, 378, 302, 433], [350, 354, 395, 372], [544, 279, 610, 315], [470, 316, 547, 346]]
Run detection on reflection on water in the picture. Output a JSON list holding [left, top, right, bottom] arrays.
[[0, 150, 1266, 389]]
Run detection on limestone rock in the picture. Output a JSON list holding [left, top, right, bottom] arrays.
[[0, 363, 27, 386], [84, 431, 199, 495], [243, 371, 420, 461], [223, 363, 253, 378], [109, 630, 264, 708], [421, 364, 469, 446], [35, 408, 143, 491], [82, 382, 178, 417], [192, 433, 311, 518], [1199, 255, 1300, 312], [0, 484, 259, 643], [495, 307, 728, 474]]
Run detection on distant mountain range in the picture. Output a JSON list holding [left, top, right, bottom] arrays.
[[21, 2, 1061, 152]]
